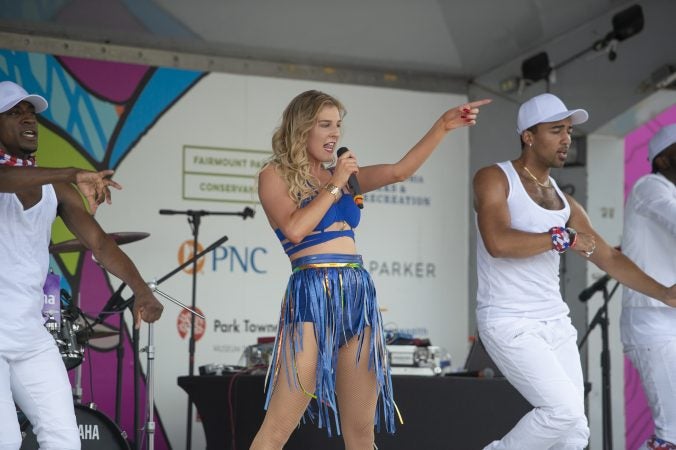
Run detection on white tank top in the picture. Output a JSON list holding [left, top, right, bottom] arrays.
[[0, 184, 58, 351], [476, 161, 571, 323]]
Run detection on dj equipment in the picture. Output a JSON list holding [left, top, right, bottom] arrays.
[[199, 363, 245, 376], [387, 345, 452, 376], [242, 337, 275, 370]]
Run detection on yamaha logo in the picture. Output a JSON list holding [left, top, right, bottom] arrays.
[[79, 423, 100, 440]]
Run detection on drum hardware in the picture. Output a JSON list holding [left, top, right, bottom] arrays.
[[83, 230, 234, 449], [49, 232, 150, 253], [77, 325, 120, 343], [138, 283, 205, 450], [124, 231, 231, 449], [42, 277, 86, 371], [20, 403, 131, 449]]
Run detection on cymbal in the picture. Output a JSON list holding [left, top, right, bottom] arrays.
[[76, 322, 119, 344], [78, 328, 119, 340], [50, 232, 150, 253]]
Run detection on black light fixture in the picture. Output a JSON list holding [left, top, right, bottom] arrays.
[[521, 52, 552, 84], [498, 52, 553, 93], [498, 4, 645, 94], [593, 4, 644, 61], [612, 4, 644, 41]]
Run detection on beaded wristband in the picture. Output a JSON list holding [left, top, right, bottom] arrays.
[[566, 227, 578, 249], [549, 226, 575, 253]]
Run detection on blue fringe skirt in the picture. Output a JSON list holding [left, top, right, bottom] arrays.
[[263, 253, 399, 436]]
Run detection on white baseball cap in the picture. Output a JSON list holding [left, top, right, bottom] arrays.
[[648, 124, 676, 163], [0, 81, 48, 114], [517, 93, 588, 135]]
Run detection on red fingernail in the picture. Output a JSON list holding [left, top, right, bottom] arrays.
[[465, 119, 473, 123], [463, 108, 470, 113], [460, 115, 467, 119]]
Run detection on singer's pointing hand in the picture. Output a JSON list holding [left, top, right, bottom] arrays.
[[133, 289, 164, 329], [441, 98, 492, 131]]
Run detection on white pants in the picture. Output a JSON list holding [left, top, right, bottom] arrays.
[[626, 338, 676, 446], [479, 316, 590, 450], [0, 341, 80, 450]]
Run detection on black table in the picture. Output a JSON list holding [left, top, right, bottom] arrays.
[[178, 373, 531, 450]]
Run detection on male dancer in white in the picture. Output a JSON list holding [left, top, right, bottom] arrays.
[[621, 124, 676, 450], [0, 80, 163, 449], [473, 93, 676, 449]]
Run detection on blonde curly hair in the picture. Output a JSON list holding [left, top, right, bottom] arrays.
[[267, 90, 345, 206]]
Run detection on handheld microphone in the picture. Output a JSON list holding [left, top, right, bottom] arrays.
[[242, 206, 255, 220], [578, 274, 611, 303], [336, 147, 364, 209]]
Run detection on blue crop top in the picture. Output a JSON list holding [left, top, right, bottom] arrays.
[[275, 193, 361, 257]]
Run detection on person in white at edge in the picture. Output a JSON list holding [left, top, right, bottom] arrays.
[[0, 80, 163, 449], [621, 124, 676, 450], [473, 93, 676, 450]]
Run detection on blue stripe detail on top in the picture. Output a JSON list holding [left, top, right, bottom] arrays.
[[275, 194, 361, 257]]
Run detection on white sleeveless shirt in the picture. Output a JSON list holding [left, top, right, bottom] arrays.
[[476, 161, 571, 323], [0, 184, 59, 351]]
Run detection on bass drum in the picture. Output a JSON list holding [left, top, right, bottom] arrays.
[[21, 404, 130, 449]]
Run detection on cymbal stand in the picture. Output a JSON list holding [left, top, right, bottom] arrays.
[[143, 323, 156, 450], [142, 286, 204, 450], [67, 291, 84, 405], [73, 364, 83, 404], [112, 234, 229, 449]]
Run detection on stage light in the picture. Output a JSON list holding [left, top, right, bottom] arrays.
[[521, 52, 552, 84], [593, 4, 644, 61], [612, 4, 644, 41], [493, 3, 644, 95]]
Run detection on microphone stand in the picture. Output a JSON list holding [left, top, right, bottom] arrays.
[[578, 279, 620, 450], [157, 207, 253, 450]]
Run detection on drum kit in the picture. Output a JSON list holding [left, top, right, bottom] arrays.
[[19, 232, 150, 450]]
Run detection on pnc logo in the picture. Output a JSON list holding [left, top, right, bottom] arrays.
[[176, 240, 269, 275], [178, 240, 206, 274]]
